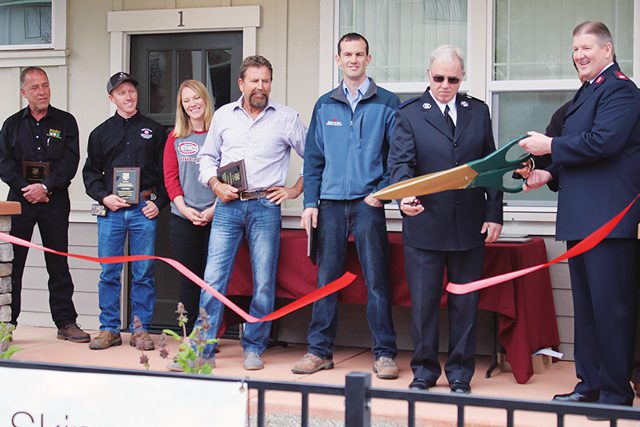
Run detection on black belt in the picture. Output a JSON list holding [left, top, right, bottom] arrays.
[[239, 190, 268, 201]]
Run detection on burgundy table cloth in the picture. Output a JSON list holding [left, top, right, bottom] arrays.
[[225, 230, 560, 384]]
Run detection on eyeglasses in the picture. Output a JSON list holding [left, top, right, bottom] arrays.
[[432, 75, 461, 84]]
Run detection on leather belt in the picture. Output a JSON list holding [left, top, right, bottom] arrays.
[[141, 189, 157, 201], [239, 190, 268, 201]]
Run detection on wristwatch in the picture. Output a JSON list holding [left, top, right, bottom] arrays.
[[41, 183, 49, 193]]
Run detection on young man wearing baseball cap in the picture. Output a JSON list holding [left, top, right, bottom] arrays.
[[83, 72, 167, 350]]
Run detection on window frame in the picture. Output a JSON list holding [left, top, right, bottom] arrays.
[[0, 0, 66, 68], [331, 0, 476, 95], [486, 0, 639, 211]]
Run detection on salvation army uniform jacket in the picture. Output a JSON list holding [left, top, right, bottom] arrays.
[[549, 63, 640, 241], [388, 90, 503, 252]]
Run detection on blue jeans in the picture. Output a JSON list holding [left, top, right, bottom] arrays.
[[197, 198, 281, 357], [307, 199, 397, 360], [97, 201, 157, 333]]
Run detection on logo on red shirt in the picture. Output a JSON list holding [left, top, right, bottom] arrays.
[[177, 141, 199, 156]]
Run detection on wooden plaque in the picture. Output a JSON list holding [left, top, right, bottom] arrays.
[[113, 167, 141, 204], [22, 161, 50, 184], [217, 160, 247, 192]]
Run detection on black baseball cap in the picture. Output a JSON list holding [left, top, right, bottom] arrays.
[[107, 72, 138, 94]]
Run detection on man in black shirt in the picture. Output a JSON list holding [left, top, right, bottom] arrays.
[[0, 66, 89, 343], [83, 72, 167, 351]]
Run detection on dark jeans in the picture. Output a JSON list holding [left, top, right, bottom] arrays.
[[96, 200, 157, 332], [307, 199, 397, 360], [10, 193, 77, 328], [170, 213, 211, 334]]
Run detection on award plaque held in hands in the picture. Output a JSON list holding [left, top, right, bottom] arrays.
[[22, 161, 50, 184], [217, 160, 247, 192], [113, 167, 140, 204]]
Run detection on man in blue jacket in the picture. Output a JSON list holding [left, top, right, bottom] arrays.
[[521, 21, 640, 406], [292, 33, 399, 379]]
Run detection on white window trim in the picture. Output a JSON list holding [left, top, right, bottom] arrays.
[[0, 0, 67, 67]]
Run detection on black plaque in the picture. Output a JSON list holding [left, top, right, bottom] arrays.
[[306, 216, 318, 265], [113, 167, 140, 204], [217, 160, 247, 192], [22, 161, 50, 184]]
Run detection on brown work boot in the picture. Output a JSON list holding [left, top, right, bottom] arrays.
[[130, 331, 155, 351], [89, 330, 122, 350], [57, 323, 90, 343], [373, 356, 399, 379], [291, 353, 334, 374]]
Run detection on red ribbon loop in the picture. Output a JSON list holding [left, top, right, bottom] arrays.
[[446, 194, 640, 294], [0, 232, 356, 323]]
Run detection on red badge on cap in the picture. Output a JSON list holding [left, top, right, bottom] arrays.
[[595, 75, 605, 85], [615, 71, 629, 80]]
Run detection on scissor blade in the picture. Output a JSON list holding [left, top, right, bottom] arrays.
[[374, 165, 479, 200]]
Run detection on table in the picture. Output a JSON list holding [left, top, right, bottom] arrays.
[[226, 230, 560, 384]]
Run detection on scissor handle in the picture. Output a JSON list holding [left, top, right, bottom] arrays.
[[466, 135, 532, 193], [470, 166, 526, 193], [468, 135, 531, 174]]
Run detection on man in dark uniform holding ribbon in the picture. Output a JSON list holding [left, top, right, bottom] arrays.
[[83, 72, 167, 351], [0, 66, 89, 343], [520, 21, 640, 406], [388, 45, 502, 393]]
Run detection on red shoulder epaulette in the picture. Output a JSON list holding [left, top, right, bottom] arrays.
[[615, 71, 629, 80]]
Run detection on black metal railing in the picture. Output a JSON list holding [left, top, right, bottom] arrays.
[[3, 360, 640, 427], [247, 372, 640, 427]]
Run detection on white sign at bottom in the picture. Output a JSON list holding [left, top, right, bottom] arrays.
[[0, 365, 247, 427]]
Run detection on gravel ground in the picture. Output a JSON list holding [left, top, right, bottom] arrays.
[[247, 413, 406, 426]]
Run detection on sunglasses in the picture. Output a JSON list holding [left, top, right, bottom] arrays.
[[432, 75, 461, 84]]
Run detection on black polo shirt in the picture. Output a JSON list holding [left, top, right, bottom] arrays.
[[82, 111, 168, 208], [0, 105, 79, 197]]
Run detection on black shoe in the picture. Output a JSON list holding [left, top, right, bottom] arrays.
[[552, 391, 598, 402], [408, 378, 436, 391], [57, 323, 90, 343], [449, 380, 471, 394]]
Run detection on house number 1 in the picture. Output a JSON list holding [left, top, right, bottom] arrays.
[[178, 10, 185, 27]]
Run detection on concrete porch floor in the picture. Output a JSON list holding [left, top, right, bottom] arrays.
[[6, 325, 640, 426]]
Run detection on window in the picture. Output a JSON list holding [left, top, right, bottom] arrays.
[[494, 0, 633, 80], [490, 0, 634, 206], [334, 0, 636, 211], [339, 0, 468, 92], [0, 0, 52, 48]]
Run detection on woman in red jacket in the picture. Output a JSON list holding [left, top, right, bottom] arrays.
[[163, 80, 215, 335]]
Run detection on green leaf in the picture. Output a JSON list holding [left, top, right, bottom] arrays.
[[0, 346, 21, 359], [162, 329, 182, 341]]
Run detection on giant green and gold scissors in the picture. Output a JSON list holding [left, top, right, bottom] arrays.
[[374, 135, 531, 200]]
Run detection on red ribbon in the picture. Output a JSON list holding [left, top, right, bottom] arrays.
[[0, 232, 356, 323], [446, 194, 640, 294]]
